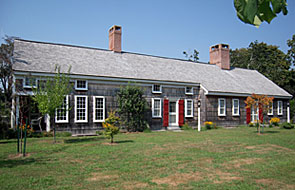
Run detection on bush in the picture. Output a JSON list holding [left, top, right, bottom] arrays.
[[248, 122, 254, 127], [42, 131, 53, 137], [280, 122, 294, 129], [204, 121, 214, 130], [143, 128, 152, 133], [181, 123, 193, 130], [103, 111, 120, 143], [270, 117, 280, 126]]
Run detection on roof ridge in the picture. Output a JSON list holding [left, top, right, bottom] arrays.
[[15, 38, 212, 66]]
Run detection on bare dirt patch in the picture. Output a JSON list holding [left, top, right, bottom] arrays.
[[211, 169, 243, 184], [122, 181, 149, 189], [152, 172, 203, 186], [8, 153, 32, 159], [87, 172, 119, 181], [245, 144, 294, 154], [256, 178, 295, 189], [223, 158, 263, 169]]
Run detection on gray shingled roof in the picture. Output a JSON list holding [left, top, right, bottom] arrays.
[[13, 39, 292, 98]]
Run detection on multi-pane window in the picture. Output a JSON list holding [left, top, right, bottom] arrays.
[[185, 99, 193, 117], [251, 107, 258, 122], [268, 102, 273, 115], [218, 98, 226, 116], [232, 99, 239, 116], [152, 84, 162, 93], [152, 98, 161, 117], [55, 96, 69, 123], [277, 101, 283, 115], [24, 77, 37, 88], [93, 96, 105, 122], [185, 87, 193, 95], [75, 95, 88, 122], [75, 80, 88, 90]]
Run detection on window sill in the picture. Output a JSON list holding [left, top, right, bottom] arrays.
[[93, 120, 105, 123], [55, 120, 69, 123], [152, 116, 162, 118]]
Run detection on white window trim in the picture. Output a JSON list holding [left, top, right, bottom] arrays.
[[152, 84, 162, 94], [185, 87, 193, 95], [232, 99, 240, 116], [93, 96, 105, 122], [55, 95, 69, 123], [152, 98, 162, 118], [185, 99, 193, 117], [23, 77, 37, 88], [218, 98, 226, 116], [267, 102, 273, 115], [74, 95, 88, 123], [277, 101, 283, 115], [75, 80, 88, 90]]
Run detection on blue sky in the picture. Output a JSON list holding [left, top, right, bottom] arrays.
[[0, 0, 294, 62]]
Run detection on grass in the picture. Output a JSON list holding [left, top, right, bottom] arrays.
[[1, 126, 295, 189]]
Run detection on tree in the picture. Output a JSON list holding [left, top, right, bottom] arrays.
[[183, 49, 199, 62], [0, 37, 14, 115], [230, 41, 291, 93], [287, 34, 295, 69], [245, 94, 274, 134], [102, 111, 120, 143], [32, 65, 72, 143], [117, 84, 147, 132], [234, 0, 288, 27]]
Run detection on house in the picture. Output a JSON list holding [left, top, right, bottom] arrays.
[[11, 25, 292, 134]]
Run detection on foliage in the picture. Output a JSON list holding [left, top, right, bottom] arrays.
[[287, 34, 295, 69], [248, 122, 255, 127], [181, 123, 193, 130], [204, 121, 217, 130], [290, 99, 295, 123], [270, 117, 280, 126], [32, 65, 72, 142], [102, 111, 120, 143], [143, 128, 152, 133], [234, 0, 288, 27], [117, 84, 147, 132], [56, 132, 72, 137], [183, 49, 199, 62], [230, 40, 295, 98], [245, 93, 273, 134], [280, 122, 294, 129]]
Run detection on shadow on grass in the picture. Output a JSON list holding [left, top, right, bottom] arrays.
[[0, 157, 44, 168], [64, 136, 105, 144], [115, 140, 134, 144], [252, 131, 280, 134], [0, 140, 17, 144]]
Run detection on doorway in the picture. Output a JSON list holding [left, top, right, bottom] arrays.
[[169, 101, 178, 126]]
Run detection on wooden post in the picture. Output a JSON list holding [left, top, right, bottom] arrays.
[[197, 100, 201, 132], [287, 102, 290, 123]]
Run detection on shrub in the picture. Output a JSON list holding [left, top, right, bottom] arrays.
[[270, 117, 280, 126], [204, 121, 214, 130], [103, 111, 120, 143], [280, 122, 294, 129], [42, 131, 53, 137], [248, 122, 254, 127], [181, 123, 193, 130], [143, 128, 152, 133], [117, 84, 147, 132]]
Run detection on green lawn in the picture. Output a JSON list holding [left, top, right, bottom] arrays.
[[1, 127, 295, 190]]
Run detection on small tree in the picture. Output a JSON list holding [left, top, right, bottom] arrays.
[[102, 111, 120, 143], [183, 49, 199, 62], [117, 84, 147, 132], [245, 93, 274, 134], [32, 65, 72, 143]]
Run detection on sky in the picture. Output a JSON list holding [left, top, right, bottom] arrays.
[[0, 0, 294, 62]]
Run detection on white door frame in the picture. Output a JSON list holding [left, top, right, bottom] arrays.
[[169, 100, 179, 126]]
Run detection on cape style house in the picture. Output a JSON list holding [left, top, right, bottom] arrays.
[[11, 25, 292, 134]]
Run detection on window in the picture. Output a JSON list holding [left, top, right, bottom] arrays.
[[93, 96, 105, 122], [75, 95, 88, 122], [251, 107, 258, 122], [23, 77, 37, 88], [152, 98, 162, 118], [185, 99, 193, 117], [277, 101, 283, 115], [152, 84, 162, 93], [185, 87, 193, 95], [55, 96, 69, 123], [75, 80, 88, 90], [218, 98, 226, 116], [232, 99, 239, 116], [268, 102, 273, 115]]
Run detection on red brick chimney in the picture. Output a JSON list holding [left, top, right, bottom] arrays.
[[209, 44, 230, 70], [109, 25, 122, 53]]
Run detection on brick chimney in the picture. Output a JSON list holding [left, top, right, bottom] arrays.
[[209, 44, 230, 70], [109, 25, 122, 53]]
